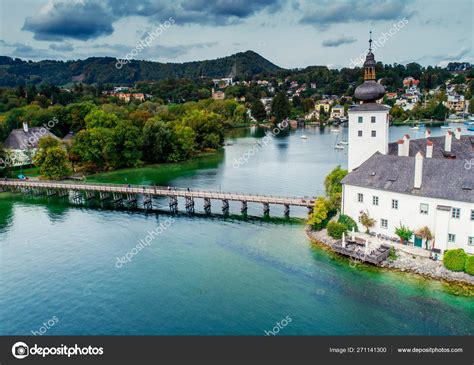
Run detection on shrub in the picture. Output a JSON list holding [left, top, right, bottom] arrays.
[[338, 215, 358, 232], [395, 224, 413, 244], [308, 197, 331, 230], [464, 255, 474, 276], [443, 249, 467, 272], [327, 221, 347, 239]]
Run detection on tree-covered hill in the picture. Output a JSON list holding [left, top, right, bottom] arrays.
[[0, 50, 283, 86]]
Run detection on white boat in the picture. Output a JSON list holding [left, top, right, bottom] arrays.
[[300, 135, 308, 139], [339, 140, 348, 145], [410, 126, 419, 130], [330, 129, 341, 133], [440, 125, 451, 129], [334, 144, 345, 150]]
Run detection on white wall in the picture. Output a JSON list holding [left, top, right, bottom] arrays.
[[342, 184, 474, 254], [347, 109, 389, 171]]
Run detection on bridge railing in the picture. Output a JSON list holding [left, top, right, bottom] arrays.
[[0, 179, 317, 206]]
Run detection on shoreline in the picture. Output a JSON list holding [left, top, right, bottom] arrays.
[[305, 226, 474, 290]]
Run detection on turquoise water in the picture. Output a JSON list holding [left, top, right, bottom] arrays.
[[1, 124, 473, 335]]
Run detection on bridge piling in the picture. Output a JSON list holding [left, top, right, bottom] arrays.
[[204, 198, 211, 214], [241, 201, 247, 215], [284, 204, 290, 218], [222, 199, 229, 216], [263, 202, 270, 216], [185, 196, 195, 214]]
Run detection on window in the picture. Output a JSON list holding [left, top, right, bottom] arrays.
[[381, 219, 388, 229], [358, 116, 363, 123], [451, 208, 460, 219], [358, 130, 363, 137], [448, 234, 456, 243], [371, 116, 376, 123], [372, 196, 379, 206], [392, 199, 398, 209], [469, 237, 474, 246], [471, 210, 474, 220], [420, 203, 429, 214], [371, 130, 376, 137], [357, 193, 364, 203]]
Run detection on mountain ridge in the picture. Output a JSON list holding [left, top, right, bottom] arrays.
[[0, 50, 284, 86]]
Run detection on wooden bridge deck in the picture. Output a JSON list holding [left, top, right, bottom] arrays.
[[0, 180, 316, 208]]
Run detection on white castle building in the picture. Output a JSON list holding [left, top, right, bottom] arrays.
[[341, 39, 474, 255]]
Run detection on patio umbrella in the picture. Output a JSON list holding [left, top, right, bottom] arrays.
[[351, 227, 355, 241], [341, 232, 346, 248], [365, 239, 370, 255]]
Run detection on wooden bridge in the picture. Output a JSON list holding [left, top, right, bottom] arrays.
[[0, 179, 316, 217]]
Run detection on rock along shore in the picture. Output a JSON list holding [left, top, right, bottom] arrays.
[[305, 226, 474, 288]]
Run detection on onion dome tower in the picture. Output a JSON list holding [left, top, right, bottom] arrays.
[[347, 32, 391, 172], [354, 32, 386, 103]]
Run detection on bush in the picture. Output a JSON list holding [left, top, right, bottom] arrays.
[[338, 215, 358, 232], [327, 221, 347, 239], [443, 249, 467, 272], [464, 255, 474, 276]]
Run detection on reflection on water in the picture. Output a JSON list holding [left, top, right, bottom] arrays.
[[0, 124, 473, 336]]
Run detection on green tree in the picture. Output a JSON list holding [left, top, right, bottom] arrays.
[[469, 98, 474, 114], [324, 165, 348, 211], [110, 121, 142, 168], [251, 99, 267, 122], [308, 197, 331, 230], [33, 136, 70, 179], [73, 128, 114, 170], [169, 124, 196, 162], [271, 92, 290, 123], [142, 118, 174, 163]]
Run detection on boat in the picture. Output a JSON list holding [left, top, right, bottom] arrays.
[[334, 143, 345, 150], [440, 125, 451, 129], [300, 135, 308, 139], [463, 121, 474, 125], [410, 126, 419, 130], [330, 129, 341, 133], [339, 140, 349, 145], [468, 126, 474, 132]]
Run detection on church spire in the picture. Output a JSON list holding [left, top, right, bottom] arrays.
[[363, 31, 376, 81]]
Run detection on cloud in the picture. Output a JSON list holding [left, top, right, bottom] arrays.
[[403, 47, 472, 67], [300, 0, 414, 29], [49, 43, 74, 52], [322, 35, 356, 47], [22, 0, 283, 41], [23, 1, 114, 40]]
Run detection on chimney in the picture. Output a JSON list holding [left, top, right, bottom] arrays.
[[454, 128, 461, 140], [424, 129, 431, 139], [445, 131, 452, 152], [22, 122, 29, 133], [397, 139, 404, 156], [403, 134, 410, 156], [426, 140, 433, 158], [414, 151, 423, 189]]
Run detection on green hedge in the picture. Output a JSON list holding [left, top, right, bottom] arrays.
[[465, 255, 474, 276], [327, 221, 347, 239], [338, 214, 358, 232], [443, 249, 467, 272]]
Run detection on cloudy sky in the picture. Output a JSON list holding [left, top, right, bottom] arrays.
[[0, 0, 472, 69]]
